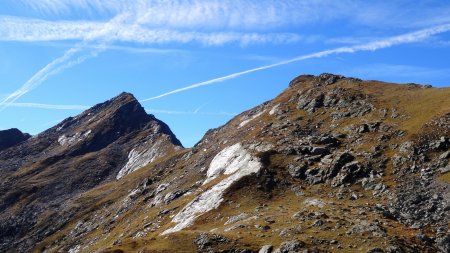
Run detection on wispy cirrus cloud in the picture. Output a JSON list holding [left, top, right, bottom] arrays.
[[0, 16, 303, 46], [15, 0, 450, 30], [0, 1, 308, 112], [2, 0, 450, 113], [16, 0, 127, 16], [141, 23, 450, 101], [15, 0, 357, 29]]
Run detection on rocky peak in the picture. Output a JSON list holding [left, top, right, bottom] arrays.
[[44, 91, 183, 156], [0, 92, 184, 252], [289, 73, 362, 88], [54, 92, 150, 134], [0, 128, 30, 151], [86, 92, 144, 117]]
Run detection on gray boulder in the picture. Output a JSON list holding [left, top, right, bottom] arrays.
[[273, 240, 306, 253], [288, 162, 308, 179]]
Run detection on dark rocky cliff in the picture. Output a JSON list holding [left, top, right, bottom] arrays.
[[0, 128, 30, 151]]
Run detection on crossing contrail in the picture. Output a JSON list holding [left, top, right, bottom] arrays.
[[6, 102, 235, 116], [141, 23, 450, 102], [8, 102, 89, 110], [0, 13, 131, 112]]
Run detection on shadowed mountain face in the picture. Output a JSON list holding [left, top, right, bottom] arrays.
[[0, 92, 182, 252], [0, 128, 30, 152], [1, 75, 449, 253]]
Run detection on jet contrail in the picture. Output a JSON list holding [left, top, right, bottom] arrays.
[[8, 102, 89, 110], [0, 13, 131, 112], [5, 101, 235, 115], [141, 23, 450, 102], [0, 46, 104, 112], [146, 109, 236, 116]]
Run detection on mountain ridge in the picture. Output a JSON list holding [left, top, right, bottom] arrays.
[[1, 73, 449, 252], [0, 91, 183, 252]]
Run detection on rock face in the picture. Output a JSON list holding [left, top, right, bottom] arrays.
[[0, 92, 182, 252], [0, 128, 30, 151], [1, 74, 449, 253]]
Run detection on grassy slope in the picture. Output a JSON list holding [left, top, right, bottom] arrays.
[[34, 77, 450, 252]]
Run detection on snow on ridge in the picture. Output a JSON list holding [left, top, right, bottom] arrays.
[[116, 139, 165, 179], [162, 143, 261, 235]]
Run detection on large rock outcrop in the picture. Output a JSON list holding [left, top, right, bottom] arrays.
[[0, 128, 30, 151]]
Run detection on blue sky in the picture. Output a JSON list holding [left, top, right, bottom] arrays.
[[0, 1, 450, 147]]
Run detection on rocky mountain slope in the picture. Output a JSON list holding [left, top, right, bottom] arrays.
[[0, 92, 182, 252], [1, 74, 449, 253]]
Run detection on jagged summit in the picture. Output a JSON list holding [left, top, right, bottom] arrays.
[[85, 91, 142, 114], [114, 91, 137, 100], [54, 91, 150, 134], [44, 91, 182, 151]]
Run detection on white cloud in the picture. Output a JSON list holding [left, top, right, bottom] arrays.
[[16, 1, 354, 29], [0, 16, 303, 46], [141, 23, 450, 101], [15, 1, 450, 30], [3, 1, 450, 112], [17, 0, 127, 15]]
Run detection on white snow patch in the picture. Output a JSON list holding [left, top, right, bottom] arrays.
[[116, 139, 165, 179], [239, 111, 264, 128], [269, 104, 280, 115], [162, 143, 261, 235]]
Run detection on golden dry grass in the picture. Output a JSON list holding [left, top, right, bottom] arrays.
[[31, 76, 450, 252]]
